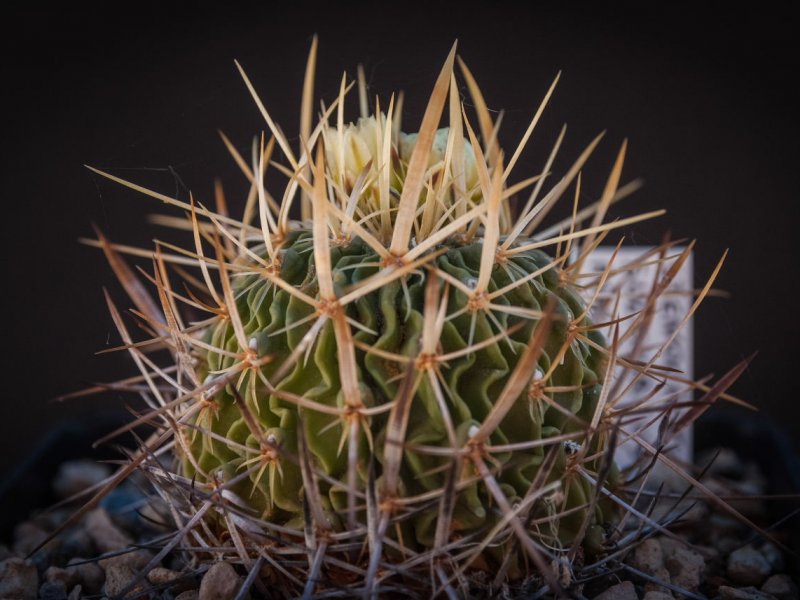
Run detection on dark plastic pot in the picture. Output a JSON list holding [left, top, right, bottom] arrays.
[[0, 410, 132, 540], [695, 408, 800, 573]]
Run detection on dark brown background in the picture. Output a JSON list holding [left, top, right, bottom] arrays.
[[1, 3, 798, 477]]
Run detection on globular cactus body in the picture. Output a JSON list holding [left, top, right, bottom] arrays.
[[189, 227, 612, 552]]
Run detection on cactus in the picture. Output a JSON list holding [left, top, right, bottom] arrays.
[[82, 40, 740, 598], [188, 113, 617, 557]]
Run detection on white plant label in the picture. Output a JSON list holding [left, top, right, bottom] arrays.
[[579, 246, 694, 482]]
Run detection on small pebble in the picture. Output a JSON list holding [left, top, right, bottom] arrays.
[[66, 558, 105, 595], [631, 538, 671, 593], [103, 563, 137, 598], [727, 546, 772, 587], [718, 585, 778, 600], [85, 508, 133, 553], [761, 574, 799, 600], [44, 566, 74, 588], [632, 539, 665, 574], [593, 580, 638, 600], [39, 580, 68, 600], [199, 561, 241, 600], [67, 584, 82, 600], [0, 557, 39, 600], [176, 591, 200, 600], [662, 539, 705, 592], [53, 460, 111, 500]]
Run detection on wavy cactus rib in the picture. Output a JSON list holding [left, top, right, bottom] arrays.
[[83, 40, 697, 597]]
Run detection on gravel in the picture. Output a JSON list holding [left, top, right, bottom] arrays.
[[727, 546, 773, 587], [1, 455, 797, 599]]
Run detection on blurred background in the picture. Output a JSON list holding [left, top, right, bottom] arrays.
[[1, 3, 797, 478]]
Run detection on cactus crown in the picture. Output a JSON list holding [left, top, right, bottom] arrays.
[[82, 40, 733, 598]]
